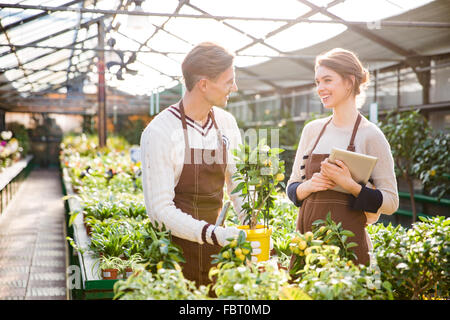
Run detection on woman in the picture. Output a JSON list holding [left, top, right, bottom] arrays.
[[286, 48, 399, 265]]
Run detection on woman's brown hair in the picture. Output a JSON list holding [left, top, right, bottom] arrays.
[[315, 48, 369, 96], [182, 42, 235, 91]]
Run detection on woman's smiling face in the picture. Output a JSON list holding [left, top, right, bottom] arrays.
[[315, 65, 353, 109]]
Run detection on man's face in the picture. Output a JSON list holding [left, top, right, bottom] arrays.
[[204, 66, 238, 107]]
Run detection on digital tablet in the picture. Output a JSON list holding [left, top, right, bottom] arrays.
[[328, 147, 378, 194]]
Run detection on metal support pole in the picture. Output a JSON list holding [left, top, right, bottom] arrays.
[[97, 20, 107, 148], [373, 69, 378, 103], [396, 67, 401, 110], [0, 110, 5, 131], [156, 89, 160, 114], [150, 91, 154, 116]]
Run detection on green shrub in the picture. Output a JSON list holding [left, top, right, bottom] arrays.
[[412, 131, 450, 200], [294, 245, 393, 300], [113, 267, 208, 300], [209, 260, 289, 300], [368, 216, 450, 299]]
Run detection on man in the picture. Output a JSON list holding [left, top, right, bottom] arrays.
[[140, 42, 249, 286]]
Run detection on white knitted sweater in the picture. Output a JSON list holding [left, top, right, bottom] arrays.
[[287, 115, 399, 224], [140, 102, 244, 244]]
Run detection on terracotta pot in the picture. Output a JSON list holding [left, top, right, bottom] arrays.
[[85, 224, 92, 236], [124, 267, 133, 278], [101, 268, 120, 280]]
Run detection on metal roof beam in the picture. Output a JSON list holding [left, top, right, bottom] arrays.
[[65, 0, 87, 90], [0, 50, 95, 87], [297, 0, 418, 57], [0, 15, 105, 59], [234, 0, 344, 60], [0, 35, 96, 73], [2, 3, 449, 27], [136, 0, 187, 51], [1, 0, 85, 33], [0, 19, 35, 91]]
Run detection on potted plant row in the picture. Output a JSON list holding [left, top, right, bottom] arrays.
[[95, 254, 144, 280]]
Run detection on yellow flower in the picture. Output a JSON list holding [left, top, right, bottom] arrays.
[[304, 231, 313, 242], [298, 240, 307, 250]]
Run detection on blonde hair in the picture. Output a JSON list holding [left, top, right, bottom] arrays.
[[182, 42, 235, 91], [315, 48, 369, 96]]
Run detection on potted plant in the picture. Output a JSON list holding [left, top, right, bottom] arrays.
[[96, 256, 125, 280], [231, 139, 285, 261], [88, 227, 130, 258], [122, 254, 144, 278]]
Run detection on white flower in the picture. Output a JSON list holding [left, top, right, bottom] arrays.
[[237, 266, 247, 273], [233, 283, 244, 292], [1, 131, 12, 140]]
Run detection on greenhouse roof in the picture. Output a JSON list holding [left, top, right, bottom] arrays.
[[0, 0, 449, 111]]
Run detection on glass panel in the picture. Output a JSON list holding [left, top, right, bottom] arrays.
[[4, 68, 24, 82], [164, 8, 253, 53], [0, 8, 42, 26], [141, 30, 192, 53], [376, 70, 398, 110], [430, 58, 450, 103], [190, 0, 310, 19], [265, 18, 347, 52], [309, 95, 322, 115], [399, 68, 422, 107], [24, 49, 71, 70], [328, 0, 434, 21]]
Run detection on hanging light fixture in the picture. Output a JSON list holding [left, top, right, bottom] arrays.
[[126, 0, 149, 31]]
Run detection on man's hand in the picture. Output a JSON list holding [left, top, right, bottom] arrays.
[[214, 226, 245, 247]]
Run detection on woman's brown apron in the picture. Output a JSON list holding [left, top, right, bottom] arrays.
[[295, 113, 370, 265], [171, 101, 225, 286]]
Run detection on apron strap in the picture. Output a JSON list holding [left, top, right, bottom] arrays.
[[309, 113, 362, 155], [209, 108, 227, 165], [347, 113, 362, 152], [178, 100, 190, 151], [309, 116, 333, 155], [179, 100, 226, 164]]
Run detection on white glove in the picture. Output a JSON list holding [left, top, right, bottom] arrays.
[[213, 226, 245, 247]]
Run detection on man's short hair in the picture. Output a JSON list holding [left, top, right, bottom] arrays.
[[182, 42, 234, 91]]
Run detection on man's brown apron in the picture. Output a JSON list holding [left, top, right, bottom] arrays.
[[294, 113, 370, 266], [171, 101, 225, 286]]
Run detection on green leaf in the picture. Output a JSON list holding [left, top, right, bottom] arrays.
[[279, 286, 312, 300], [341, 230, 355, 238], [269, 148, 284, 156], [68, 211, 79, 227], [346, 242, 358, 249], [231, 181, 246, 194]]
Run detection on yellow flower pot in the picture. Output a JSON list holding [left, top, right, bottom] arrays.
[[238, 224, 272, 262]]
